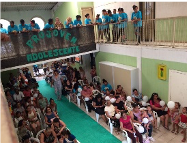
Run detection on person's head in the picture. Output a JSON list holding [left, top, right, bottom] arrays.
[[45, 127, 53, 136], [147, 105, 152, 111], [117, 85, 122, 90], [46, 107, 52, 113], [76, 15, 81, 21], [66, 79, 70, 85], [50, 98, 55, 105], [121, 8, 124, 12], [20, 19, 25, 26], [16, 111, 21, 118], [61, 128, 71, 138], [132, 103, 139, 112], [106, 89, 110, 95], [175, 102, 181, 109], [133, 89, 138, 95], [16, 102, 21, 108], [108, 10, 112, 16], [96, 93, 102, 102], [54, 70, 59, 76], [132, 5, 138, 12], [15, 88, 19, 94], [38, 93, 43, 99], [0, 23, 2, 28], [82, 85, 87, 91], [85, 13, 90, 19], [116, 96, 121, 102], [10, 21, 14, 27], [48, 18, 53, 25], [26, 105, 31, 113], [121, 110, 128, 118], [106, 100, 111, 106], [96, 14, 100, 20], [102, 9, 107, 15], [102, 79, 108, 85], [22, 135, 30, 143], [149, 93, 161, 103], [53, 118, 60, 126], [55, 17, 60, 23], [113, 9, 116, 14], [18, 119, 25, 127], [182, 107, 187, 114], [30, 20, 35, 27], [118, 8, 122, 14]]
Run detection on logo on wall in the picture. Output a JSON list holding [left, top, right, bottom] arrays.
[[158, 64, 167, 80]]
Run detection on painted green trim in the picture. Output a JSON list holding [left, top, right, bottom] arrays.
[[142, 58, 187, 102], [95, 52, 137, 75]]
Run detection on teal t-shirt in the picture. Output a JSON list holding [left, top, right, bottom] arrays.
[[28, 23, 40, 30], [44, 23, 54, 29], [0, 28, 8, 34], [85, 18, 92, 25], [102, 15, 109, 29], [131, 11, 142, 27], [95, 18, 102, 30], [117, 13, 128, 28], [73, 20, 82, 26], [64, 21, 73, 28], [8, 25, 19, 33], [18, 24, 29, 31]]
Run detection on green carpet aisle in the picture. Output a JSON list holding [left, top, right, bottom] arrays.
[[38, 80, 121, 143]]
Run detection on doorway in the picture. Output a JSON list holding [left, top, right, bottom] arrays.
[[81, 7, 94, 26]]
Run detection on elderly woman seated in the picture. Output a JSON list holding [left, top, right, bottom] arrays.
[[104, 100, 120, 134]]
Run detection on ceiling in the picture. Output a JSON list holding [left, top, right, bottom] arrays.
[[1, 2, 58, 11]]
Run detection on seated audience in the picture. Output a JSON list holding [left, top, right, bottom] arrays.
[[6, 90, 15, 106], [101, 79, 112, 94], [8, 20, 19, 33], [26, 105, 41, 135], [90, 66, 97, 82], [51, 118, 66, 140], [64, 17, 73, 28], [81, 85, 94, 112], [37, 93, 48, 113], [25, 97, 36, 110], [55, 17, 64, 30], [131, 89, 143, 103], [120, 110, 143, 143], [49, 98, 57, 114], [19, 19, 29, 32], [105, 100, 120, 133], [113, 96, 127, 113], [22, 134, 40, 143], [14, 111, 24, 128], [73, 15, 82, 27], [59, 128, 77, 143], [29, 20, 40, 31], [0, 23, 8, 34], [14, 101, 26, 117], [40, 127, 57, 143], [45, 107, 58, 126], [23, 86, 32, 98], [149, 93, 169, 130], [44, 18, 54, 30], [115, 85, 126, 97], [93, 94, 107, 123], [13, 88, 24, 102]]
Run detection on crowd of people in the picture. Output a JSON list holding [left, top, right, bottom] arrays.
[[0, 5, 142, 43], [4, 59, 187, 143]]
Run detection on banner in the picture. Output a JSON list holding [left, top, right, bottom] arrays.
[[1, 26, 96, 69]]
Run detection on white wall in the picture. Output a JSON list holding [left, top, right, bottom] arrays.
[[94, 2, 139, 21], [155, 2, 187, 18], [1, 10, 52, 25]]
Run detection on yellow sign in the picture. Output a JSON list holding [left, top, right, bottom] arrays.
[[158, 65, 167, 80]]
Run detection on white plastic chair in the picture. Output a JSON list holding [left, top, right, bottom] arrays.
[[153, 111, 160, 129], [36, 129, 45, 139], [96, 113, 100, 122], [76, 93, 81, 107], [83, 99, 89, 113], [68, 94, 71, 102], [78, 80, 84, 86], [105, 114, 113, 134], [122, 130, 132, 143]]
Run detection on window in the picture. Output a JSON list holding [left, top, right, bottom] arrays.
[[0, 19, 10, 30], [31, 17, 45, 30]]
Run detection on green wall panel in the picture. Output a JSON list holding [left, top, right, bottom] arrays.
[[95, 52, 137, 75], [142, 58, 187, 102]]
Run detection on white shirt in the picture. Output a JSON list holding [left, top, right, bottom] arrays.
[[104, 104, 115, 117], [46, 69, 53, 77], [13, 92, 24, 101]]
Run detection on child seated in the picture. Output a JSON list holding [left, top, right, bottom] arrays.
[[147, 105, 157, 129]]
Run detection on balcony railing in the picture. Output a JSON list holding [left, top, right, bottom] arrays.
[[94, 16, 187, 47]]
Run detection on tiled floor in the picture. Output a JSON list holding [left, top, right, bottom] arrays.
[[36, 78, 185, 143]]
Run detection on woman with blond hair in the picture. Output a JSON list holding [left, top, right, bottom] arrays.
[[64, 17, 73, 28], [55, 17, 64, 30]]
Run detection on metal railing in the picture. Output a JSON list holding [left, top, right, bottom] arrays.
[[94, 16, 187, 48]]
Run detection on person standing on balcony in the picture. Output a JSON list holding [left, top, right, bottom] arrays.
[[55, 17, 64, 30], [44, 18, 54, 30], [102, 9, 110, 42], [95, 14, 103, 42], [108, 10, 117, 42], [28, 20, 40, 32], [131, 5, 142, 44], [64, 17, 73, 28], [85, 13, 93, 26], [113, 9, 118, 22], [117, 8, 128, 42], [19, 19, 29, 32], [8, 21, 19, 34], [73, 15, 83, 27], [0, 24, 8, 34]]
